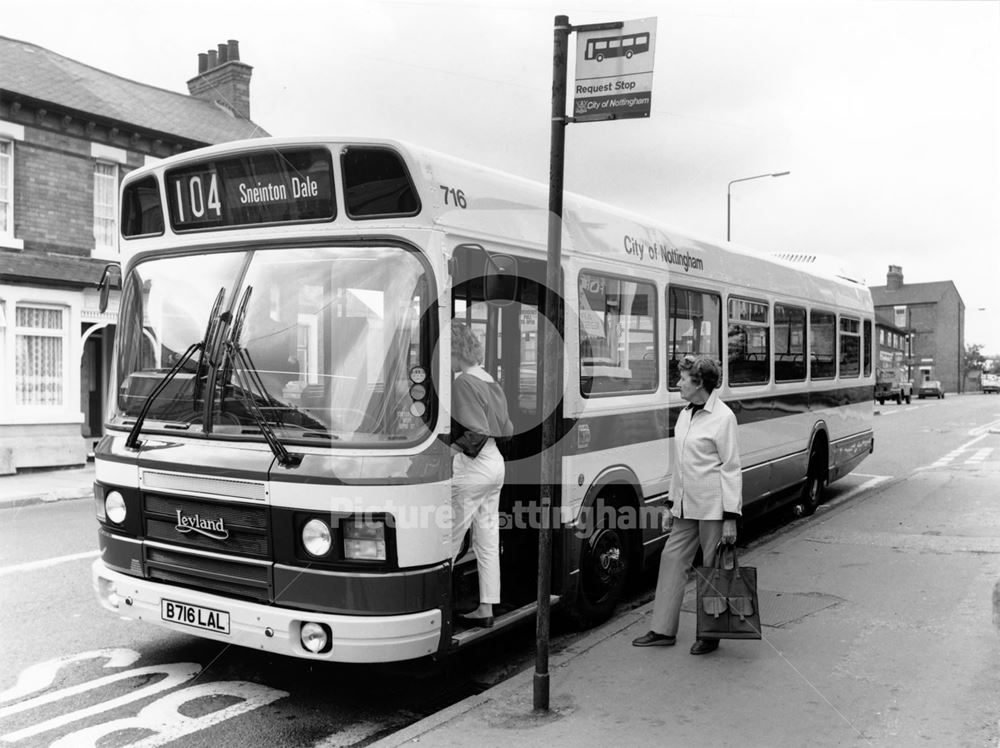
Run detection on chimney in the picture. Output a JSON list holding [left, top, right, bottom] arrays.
[[886, 265, 904, 291], [187, 39, 254, 119]]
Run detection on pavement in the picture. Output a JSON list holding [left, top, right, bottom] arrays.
[[0, 462, 95, 508]]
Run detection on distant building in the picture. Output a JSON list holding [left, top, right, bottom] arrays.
[[870, 265, 965, 394], [0, 37, 268, 472]]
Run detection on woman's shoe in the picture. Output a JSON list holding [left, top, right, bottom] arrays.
[[458, 615, 494, 629]]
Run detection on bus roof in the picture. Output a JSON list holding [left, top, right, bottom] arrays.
[[125, 136, 870, 309]]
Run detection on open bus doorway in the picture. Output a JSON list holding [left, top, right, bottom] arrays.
[[449, 245, 556, 621]]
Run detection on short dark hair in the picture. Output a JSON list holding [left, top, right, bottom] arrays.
[[451, 320, 483, 366], [678, 354, 721, 393]]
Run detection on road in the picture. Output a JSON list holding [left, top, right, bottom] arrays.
[[1, 394, 998, 746]]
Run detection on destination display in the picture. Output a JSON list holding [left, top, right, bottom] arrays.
[[165, 148, 335, 231]]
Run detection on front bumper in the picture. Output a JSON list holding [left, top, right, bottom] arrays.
[[92, 560, 443, 663]]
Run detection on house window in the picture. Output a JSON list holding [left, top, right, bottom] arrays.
[[94, 161, 118, 251], [15, 305, 67, 406], [0, 140, 11, 235]]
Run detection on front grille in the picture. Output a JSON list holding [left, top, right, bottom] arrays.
[[145, 546, 272, 603], [143, 493, 269, 558]]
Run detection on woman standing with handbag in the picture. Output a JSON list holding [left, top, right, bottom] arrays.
[[449, 320, 513, 628], [632, 354, 742, 654]]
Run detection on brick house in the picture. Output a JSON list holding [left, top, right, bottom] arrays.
[[0, 37, 268, 472], [870, 264, 966, 394]]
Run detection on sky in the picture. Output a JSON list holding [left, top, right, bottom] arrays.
[[7, 0, 1000, 353]]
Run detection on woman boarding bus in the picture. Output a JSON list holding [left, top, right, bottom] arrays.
[[92, 137, 874, 663]]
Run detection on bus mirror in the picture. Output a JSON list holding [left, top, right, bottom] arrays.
[[98, 264, 122, 313], [485, 253, 518, 306]]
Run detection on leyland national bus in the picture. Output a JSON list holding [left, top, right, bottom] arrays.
[[92, 137, 874, 663]]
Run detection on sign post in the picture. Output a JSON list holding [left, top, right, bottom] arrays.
[[535, 14, 656, 713]]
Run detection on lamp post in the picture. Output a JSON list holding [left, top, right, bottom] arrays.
[[727, 171, 790, 242]]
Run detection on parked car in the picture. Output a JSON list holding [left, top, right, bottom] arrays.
[[918, 380, 944, 399], [982, 373, 1000, 394]]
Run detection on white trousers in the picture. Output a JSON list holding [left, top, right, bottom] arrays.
[[450, 440, 504, 604]]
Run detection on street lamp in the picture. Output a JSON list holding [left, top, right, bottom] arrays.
[[727, 171, 790, 242]]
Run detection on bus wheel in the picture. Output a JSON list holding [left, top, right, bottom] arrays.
[[567, 509, 631, 628], [795, 446, 826, 517]]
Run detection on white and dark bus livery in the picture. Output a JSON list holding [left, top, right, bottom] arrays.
[[92, 137, 874, 663]]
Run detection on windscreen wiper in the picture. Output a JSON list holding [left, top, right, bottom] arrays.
[[125, 287, 225, 450], [223, 338, 303, 468], [222, 286, 302, 468], [124, 342, 202, 450]]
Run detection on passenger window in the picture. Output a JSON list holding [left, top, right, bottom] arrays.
[[341, 147, 420, 218], [727, 297, 770, 385], [863, 319, 872, 377], [667, 287, 721, 388], [579, 272, 657, 396], [839, 316, 861, 378], [774, 304, 806, 381], [810, 310, 836, 379]]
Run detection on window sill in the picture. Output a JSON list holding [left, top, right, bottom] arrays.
[[0, 235, 24, 251]]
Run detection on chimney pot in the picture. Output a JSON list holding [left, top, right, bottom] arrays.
[[217, 43, 228, 64], [227, 40, 240, 61], [198, 52, 208, 74], [207, 49, 218, 68]]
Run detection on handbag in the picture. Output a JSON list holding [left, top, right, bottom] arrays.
[[695, 544, 762, 640]]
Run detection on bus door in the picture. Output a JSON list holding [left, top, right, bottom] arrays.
[[450, 245, 555, 610]]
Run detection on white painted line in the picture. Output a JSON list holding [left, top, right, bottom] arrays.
[[966, 448, 992, 464], [970, 419, 1000, 437], [0, 550, 99, 577], [826, 475, 891, 507]]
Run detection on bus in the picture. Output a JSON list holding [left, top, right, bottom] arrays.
[[874, 321, 912, 405], [92, 137, 874, 663], [584, 32, 651, 62]]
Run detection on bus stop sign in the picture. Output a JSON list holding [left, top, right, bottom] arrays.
[[573, 17, 657, 122]]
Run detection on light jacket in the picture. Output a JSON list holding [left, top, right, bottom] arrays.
[[668, 388, 743, 520]]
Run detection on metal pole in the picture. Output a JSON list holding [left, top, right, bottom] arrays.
[[535, 13, 570, 713], [726, 189, 731, 242]]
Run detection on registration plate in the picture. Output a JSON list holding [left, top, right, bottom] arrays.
[[161, 599, 230, 634]]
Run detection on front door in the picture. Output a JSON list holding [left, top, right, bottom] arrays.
[[450, 245, 556, 609]]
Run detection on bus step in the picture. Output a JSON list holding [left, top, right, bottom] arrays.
[[450, 595, 560, 647]]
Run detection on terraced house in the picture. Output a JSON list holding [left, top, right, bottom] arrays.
[[0, 37, 268, 471]]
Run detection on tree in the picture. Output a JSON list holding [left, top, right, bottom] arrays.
[[964, 343, 987, 391]]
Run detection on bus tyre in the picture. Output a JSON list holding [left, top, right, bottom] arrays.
[[796, 446, 827, 517], [895, 393, 902, 405], [566, 505, 631, 628]]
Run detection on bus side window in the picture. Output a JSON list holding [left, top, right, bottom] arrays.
[[775, 303, 806, 381], [727, 297, 770, 386], [667, 286, 721, 389], [810, 310, 836, 379]]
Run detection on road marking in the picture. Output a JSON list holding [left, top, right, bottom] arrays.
[[50, 680, 287, 748], [0, 663, 201, 741], [965, 448, 992, 464], [825, 475, 891, 509], [916, 433, 990, 471], [0, 649, 139, 704], [970, 418, 1000, 437], [0, 550, 99, 577]]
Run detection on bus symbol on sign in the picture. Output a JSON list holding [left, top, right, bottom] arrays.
[[584, 32, 651, 63]]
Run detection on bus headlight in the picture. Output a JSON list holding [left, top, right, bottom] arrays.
[[343, 518, 386, 561], [105, 491, 127, 525], [302, 519, 332, 557], [300, 622, 330, 653]]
